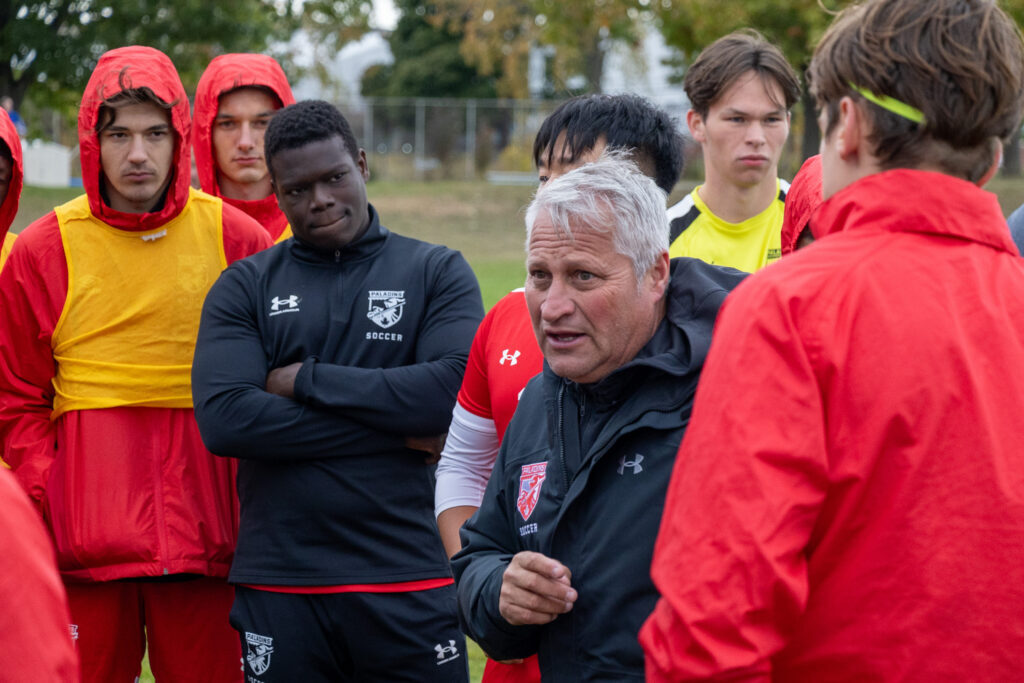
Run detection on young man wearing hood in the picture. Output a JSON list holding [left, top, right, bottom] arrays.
[[0, 46, 271, 682], [193, 53, 296, 242], [642, 0, 1024, 679], [0, 107, 23, 270]]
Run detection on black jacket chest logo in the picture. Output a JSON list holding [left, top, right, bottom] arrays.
[[517, 462, 548, 521], [367, 290, 406, 329]]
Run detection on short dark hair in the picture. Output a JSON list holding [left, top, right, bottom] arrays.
[[264, 100, 360, 178], [533, 94, 685, 194], [219, 84, 282, 109], [684, 30, 800, 119], [96, 70, 176, 134], [810, 0, 1024, 182]]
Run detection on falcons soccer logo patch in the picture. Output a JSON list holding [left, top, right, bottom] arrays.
[[517, 462, 548, 521]]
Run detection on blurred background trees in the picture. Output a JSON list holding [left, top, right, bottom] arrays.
[[4, 0, 1023, 174]]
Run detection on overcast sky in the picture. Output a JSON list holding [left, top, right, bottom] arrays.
[[372, 0, 398, 30]]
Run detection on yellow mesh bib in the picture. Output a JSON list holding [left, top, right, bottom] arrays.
[[51, 189, 226, 418], [0, 232, 15, 271], [668, 184, 784, 272], [275, 224, 292, 244]]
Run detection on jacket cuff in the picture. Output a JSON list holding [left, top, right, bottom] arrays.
[[293, 356, 319, 404]]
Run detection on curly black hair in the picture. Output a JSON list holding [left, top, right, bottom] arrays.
[[265, 100, 360, 179]]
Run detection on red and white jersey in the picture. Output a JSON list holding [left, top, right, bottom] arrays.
[[435, 290, 543, 515], [458, 290, 542, 439]]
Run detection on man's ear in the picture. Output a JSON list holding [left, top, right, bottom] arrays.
[[647, 251, 671, 300], [837, 96, 864, 161], [357, 148, 370, 182], [686, 109, 706, 144]]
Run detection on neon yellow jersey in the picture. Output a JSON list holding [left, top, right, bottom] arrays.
[[667, 180, 789, 272]]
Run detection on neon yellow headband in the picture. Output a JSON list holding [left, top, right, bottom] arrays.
[[849, 83, 926, 125]]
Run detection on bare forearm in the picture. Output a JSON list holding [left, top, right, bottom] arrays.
[[438, 505, 478, 558]]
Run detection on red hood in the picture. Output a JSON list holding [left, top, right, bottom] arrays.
[[78, 46, 191, 232], [192, 53, 295, 197], [0, 108, 23, 241], [781, 154, 822, 255]]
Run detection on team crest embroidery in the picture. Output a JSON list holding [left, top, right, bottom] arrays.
[[245, 632, 274, 676], [517, 462, 548, 521], [367, 290, 406, 329]]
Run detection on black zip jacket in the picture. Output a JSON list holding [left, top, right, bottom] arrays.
[[192, 205, 484, 584], [452, 258, 746, 681]]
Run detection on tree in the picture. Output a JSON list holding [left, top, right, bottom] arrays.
[[361, 0, 504, 176], [362, 0, 498, 99], [0, 1, 305, 116], [431, 0, 648, 98]]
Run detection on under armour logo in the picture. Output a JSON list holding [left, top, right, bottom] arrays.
[[434, 639, 460, 665], [270, 295, 301, 316], [500, 349, 521, 366], [435, 640, 458, 659], [617, 454, 644, 475]]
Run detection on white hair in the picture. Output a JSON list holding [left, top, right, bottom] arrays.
[[524, 150, 669, 282]]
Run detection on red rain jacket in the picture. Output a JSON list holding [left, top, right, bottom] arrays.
[[642, 169, 1024, 681], [0, 46, 271, 582], [192, 53, 295, 240], [0, 467, 79, 681]]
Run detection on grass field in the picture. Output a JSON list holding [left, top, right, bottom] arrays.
[[14, 173, 1024, 682]]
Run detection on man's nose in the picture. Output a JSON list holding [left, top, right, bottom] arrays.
[[310, 182, 334, 210], [127, 134, 148, 164], [746, 120, 766, 146], [238, 121, 255, 150], [540, 277, 575, 322]]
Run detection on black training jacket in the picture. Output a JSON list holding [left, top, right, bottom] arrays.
[[193, 205, 484, 585], [452, 258, 746, 681]]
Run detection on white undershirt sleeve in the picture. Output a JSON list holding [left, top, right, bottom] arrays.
[[434, 403, 501, 517]]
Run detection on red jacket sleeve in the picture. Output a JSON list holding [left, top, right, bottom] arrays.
[[0, 467, 79, 681], [0, 214, 67, 506], [221, 202, 273, 262], [640, 272, 829, 681]]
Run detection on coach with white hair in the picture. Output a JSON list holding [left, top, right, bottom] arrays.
[[452, 155, 747, 681]]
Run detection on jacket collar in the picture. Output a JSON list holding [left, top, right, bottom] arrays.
[[288, 203, 387, 264], [813, 169, 1015, 255], [223, 194, 289, 241]]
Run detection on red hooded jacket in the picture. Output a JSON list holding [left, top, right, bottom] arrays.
[[779, 154, 822, 256], [642, 170, 1024, 681], [192, 53, 295, 241], [0, 467, 79, 681], [0, 46, 271, 582], [0, 108, 24, 268]]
